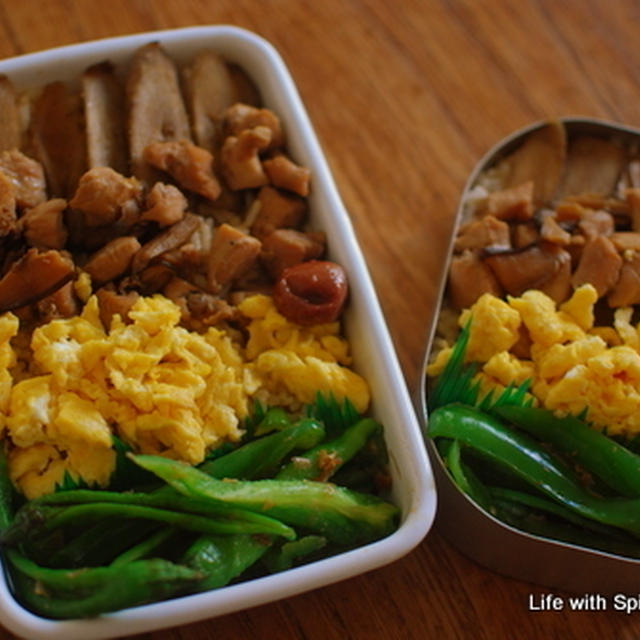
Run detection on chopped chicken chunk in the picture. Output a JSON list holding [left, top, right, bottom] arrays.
[[223, 103, 284, 149], [250, 186, 307, 240], [454, 215, 510, 252], [448, 250, 503, 309], [21, 198, 67, 249], [572, 235, 622, 297], [141, 182, 187, 226], [0, 150, 46, 210], [83, 236, 141, 286], [220, 126, 271, 190], [260, 229, 326, 278], [262, 154, 311, 197]]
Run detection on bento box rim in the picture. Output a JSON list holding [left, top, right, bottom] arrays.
[[418, 116, 640, 590], [0, 25, 436, 640]]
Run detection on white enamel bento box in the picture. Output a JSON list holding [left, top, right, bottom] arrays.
[[0, 26, 436, 639], [418, 117, 640, 596]]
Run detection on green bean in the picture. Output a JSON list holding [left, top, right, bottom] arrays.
[[199, 418, 325, 479], [276, 418, 379, 481], [8, 550, 202, 618], [110, 527, 176, 568], [130, 454, 399, 545], [496, 405, 640, 498], [262, 535, 327, 573], [182, 534, 273, 590]]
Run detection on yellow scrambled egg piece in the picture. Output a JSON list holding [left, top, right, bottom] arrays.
[[429, 283, 640, 438], [0, 293, 368, 499]]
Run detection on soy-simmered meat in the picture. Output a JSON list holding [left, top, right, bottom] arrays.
[[0, 75, 21, 152], [82, 61, 128, 174], [454, 215, 510, 252], [126, 43, 192, 182], [449, 250, 503, 310], [262, 154, 311, 197], [220, 126, 272, 190], [140, 182, 187, 226], [480, 181, 534, 221], [21, 198, 67, 249], [260, 228, 325, 278], [83, 236, 141, 286], [571, 235, 622, 297], [250, 185, 307, 240], [608, 253, 640, 307], [182, 50, 239, 152], [28, 82, 86, 198]]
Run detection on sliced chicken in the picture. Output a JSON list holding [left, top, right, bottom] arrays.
[[540, 216, 571, 245], [69, 167, 143, 227], [82, 61, 128, 174], [182, 50, 239, 152], [511, 222, 539, 249], [499, 121, 567, 206], [571, 235, 622, 297], [21, 198, 67, 249], [577, 209, 615, 240], [141, 182, 187, 226], [250, 185, 307, 240], [207, 222, 262, 293], [0, 75, 21, 151], [448, 250, 503, 310], [83, 236, 141, 286], [126, 43, 192, 182], [484, 244, 571, 297], [454, 215, 510, 252], [537, 248, 572, 303], [608, 253, 640, 307], [557, 136, 626, 198], [260, 228, 326, 278], [0, 150, 47, 210], [143, 139, 221, 201], [131, 213, 201, 273], [262, 154, 311, 197], [0, 171, 16, 237], [0, 249, 74, 312], [28, 81, 86, 198]]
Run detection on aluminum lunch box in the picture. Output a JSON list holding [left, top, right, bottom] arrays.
[[418, 117, 640, 596]]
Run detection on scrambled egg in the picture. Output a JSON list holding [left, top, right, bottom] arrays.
[[427, 284, 640, 438], [0, 293, 369, 499]]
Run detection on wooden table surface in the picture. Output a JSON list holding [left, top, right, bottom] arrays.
[[0, 0, 639, 638]]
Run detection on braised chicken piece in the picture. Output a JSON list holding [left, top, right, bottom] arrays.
[[182, 50, 240, 152], [140, 182, 187, 226], [223, 103, 284, 149], [220, 126, 272, 190], [260, 229, 326, 278], [448, 250, 503, 310], [480, 181, 534, 221], [0, 172, 16, 237], [83, 236, 141, 286], [250, 185, 307, 240], [608, 253, 640, 308], [577, 208, 615, 240], [571, 235, 622, 297], [484, 244, 571, 299], [126, 43, 192, 182], [0, 249, 74, 312], [207, 223, 262, 293], [454, 215, 510, 252], [610, 233, 640, 252], [0, 75, 20, 152], [540, 216, 571, 245], [28, 82, 86, 198], [95, 287, 139, 328], [0, 150, 47, 210], [36, 280, 79, 322], [143, 139, 221, 201], [262, 154, 311, 197], [82, 61, 128, 174], [21, 198, 67, 249], [511, 222, 539, 249], [69, 167, 143, 227], [131, 213, 201, 273], [537, 248, 572, 303]]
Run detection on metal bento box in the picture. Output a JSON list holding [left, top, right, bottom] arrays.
[[0, 26, 436, 639], [419, 117, 640, 595]]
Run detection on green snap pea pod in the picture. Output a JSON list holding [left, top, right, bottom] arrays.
[[199, 418, 325, 479], [110, 527, 176, 568], [262, 535, 327, 573], [253, 407, 293, 436], [182, 534, 273, 590], [442, 439, 492, 512], [8, 551, 202, 619], [1, 501, 294, 546], [491, 495, 640, 560], [276, 418, 379, 481], [429, 404, 640, 537], [130, 454, 399, 545], [496, 405, 640, 498]]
